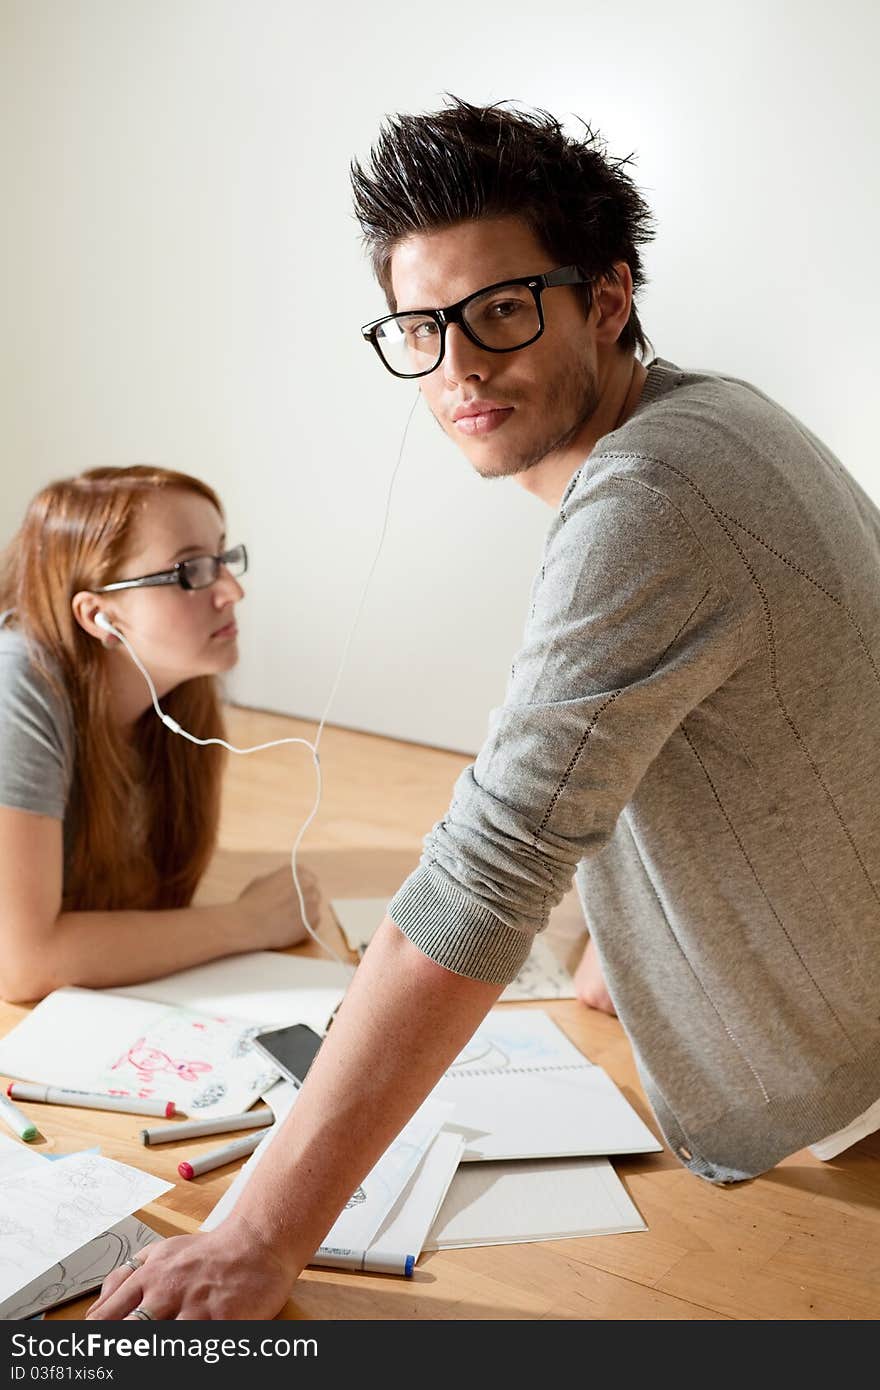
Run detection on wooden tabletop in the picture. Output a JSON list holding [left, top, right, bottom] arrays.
[[4, 708, 879, 1320]]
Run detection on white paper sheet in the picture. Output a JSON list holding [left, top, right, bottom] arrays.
[[330, 900, 575, 1002], [0, 1154, 171, 1302], [259, 1077, 295, 1115], [0, 1133, 45, 1181], [367, 1130, 464, 1262], [425, 1156, 646, 1248], [0, 988, 279, 1119], [112, 952, 354, 1034], [433, 1009, 661, 1160]]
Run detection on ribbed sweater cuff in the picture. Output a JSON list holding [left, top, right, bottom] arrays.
[[388, 864, 533, 985]]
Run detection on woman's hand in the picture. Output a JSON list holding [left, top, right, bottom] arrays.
[[86, 1218, 295, 1321], [237, 864, 321, 950]]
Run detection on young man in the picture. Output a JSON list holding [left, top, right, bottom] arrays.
[[90, 99, 880, 1321]]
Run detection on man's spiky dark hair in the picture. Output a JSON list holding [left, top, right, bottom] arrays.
[[351, 96, 655, 357]]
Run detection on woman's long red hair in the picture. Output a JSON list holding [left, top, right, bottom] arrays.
[[0, 466, 227, 911]]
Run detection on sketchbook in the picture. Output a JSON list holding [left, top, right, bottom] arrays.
[[431, 1009, 662, 1161], [424, 1155, 646, 1249], [0, 987, 280, 1118], [330, 899, 575, 1003]]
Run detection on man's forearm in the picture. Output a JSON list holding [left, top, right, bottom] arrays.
[[230, 916, 504, 1276]]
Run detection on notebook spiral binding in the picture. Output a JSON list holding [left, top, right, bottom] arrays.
[[444, 1061, 594, 1079]]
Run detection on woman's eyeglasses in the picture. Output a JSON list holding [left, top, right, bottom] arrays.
[[95, 543, 248, 593]]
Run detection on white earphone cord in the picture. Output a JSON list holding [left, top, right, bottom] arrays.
[[108, 392, 419, 966]]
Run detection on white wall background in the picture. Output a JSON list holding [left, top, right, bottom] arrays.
[[2, 0, 878, 754]]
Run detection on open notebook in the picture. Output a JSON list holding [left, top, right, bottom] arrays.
[[432, 1009, 662, 1161]]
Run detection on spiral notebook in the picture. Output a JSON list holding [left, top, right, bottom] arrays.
[[431, 1009, 662, 1162]]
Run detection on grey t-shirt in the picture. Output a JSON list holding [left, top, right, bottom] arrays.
[[0, 618, 75, 825]]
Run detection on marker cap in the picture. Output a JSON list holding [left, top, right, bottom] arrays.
[[178, 1161, 195, 1181]]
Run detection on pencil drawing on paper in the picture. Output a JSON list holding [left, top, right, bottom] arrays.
[[0, 1156, 159, 1302], [0, 1219, 162, 1320]]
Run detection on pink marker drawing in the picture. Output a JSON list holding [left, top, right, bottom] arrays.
[[112, 1037, 213, 1085]]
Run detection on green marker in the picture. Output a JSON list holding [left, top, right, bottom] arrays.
[[0, 1089, 38, 1142]]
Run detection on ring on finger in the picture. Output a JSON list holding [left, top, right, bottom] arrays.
[[121, 1258, 142, 1274], [128, 1306, 155, 1321]]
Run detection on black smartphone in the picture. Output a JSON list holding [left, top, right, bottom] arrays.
[[251, 1022, 324, 1088]]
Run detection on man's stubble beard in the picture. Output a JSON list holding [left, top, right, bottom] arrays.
[[433, 358, 601, 480]]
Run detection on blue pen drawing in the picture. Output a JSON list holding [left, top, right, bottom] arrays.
[[444, 1010, 592, 1078]]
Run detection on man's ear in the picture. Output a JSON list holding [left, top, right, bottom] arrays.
[[593, 262, 634, 346], [71, 591, 119, 645]]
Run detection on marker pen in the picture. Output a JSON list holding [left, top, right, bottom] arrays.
[[178, 1127, 270, 1180], [312, 1246, 416, 1277], [141, 1110, 273, 1145], [0, 1090, 38, 1142], [7, 1083, 175, 1118]]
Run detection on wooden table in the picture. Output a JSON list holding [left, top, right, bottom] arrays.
[[3, 708, 879, 1320]]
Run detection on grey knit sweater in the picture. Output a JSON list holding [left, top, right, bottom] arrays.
[[390, 357, 880, 1182]]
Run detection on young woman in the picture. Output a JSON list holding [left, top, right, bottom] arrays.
[[0, 465, 317, 1002]]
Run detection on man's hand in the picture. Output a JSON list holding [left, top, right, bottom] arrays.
[[237, 864, 321, 950], [86, 1217, 295, 1321], [573, 936, 617, 1016]]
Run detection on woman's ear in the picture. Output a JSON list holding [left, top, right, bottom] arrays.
[[71, 591, 119, 646]]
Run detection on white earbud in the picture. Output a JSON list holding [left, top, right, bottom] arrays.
[[95, 611, 179, 727], [94, 611, 120, 637]]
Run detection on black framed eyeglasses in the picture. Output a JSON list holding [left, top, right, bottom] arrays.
[[95, 543, 248, 593], [361, 265, 590, 379]]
